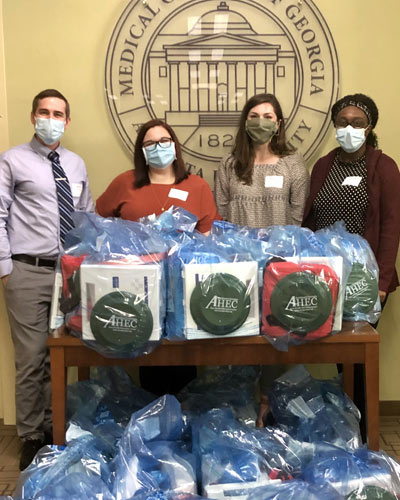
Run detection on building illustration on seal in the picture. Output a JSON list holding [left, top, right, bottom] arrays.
[[105, 0, 339, 180], [145, 1, 299, 130], [141, 1, 301, 161]]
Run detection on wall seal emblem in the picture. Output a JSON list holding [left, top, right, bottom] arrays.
[[105, 0, 339, 184]]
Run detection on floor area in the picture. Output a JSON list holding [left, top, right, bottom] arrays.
[[1, 417, 400, 496], [0, 420, 21, 497]]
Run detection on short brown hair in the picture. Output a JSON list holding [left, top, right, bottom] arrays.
[[133, 119, 189, 188], [32, 89, 70, 119]]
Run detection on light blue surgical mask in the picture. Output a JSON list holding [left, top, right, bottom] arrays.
[[35, 117, 65, 145], [142, 142, 176, 169], [335, 125, 367, 153]]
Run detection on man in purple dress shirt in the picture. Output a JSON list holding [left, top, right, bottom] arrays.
[[0, 89, 94, 470]]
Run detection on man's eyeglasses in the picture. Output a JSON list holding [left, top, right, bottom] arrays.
[[142, 137, 173, 151]]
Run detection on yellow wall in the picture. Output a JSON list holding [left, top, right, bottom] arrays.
[[0, 0, 399, 421], [0, 0, 14, 424]]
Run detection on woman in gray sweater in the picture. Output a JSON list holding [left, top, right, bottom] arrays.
[[215, 93, 310, 427], [215, 93, 310, 228]]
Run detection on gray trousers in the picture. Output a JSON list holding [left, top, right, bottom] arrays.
[[4, 260, 54, 440]]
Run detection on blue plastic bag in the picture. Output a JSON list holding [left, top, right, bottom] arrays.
[[268, 365, 361, 450], [58, 213, 169, 358], [256, 226, 345, 351], [166, 232, 259, 340], [112, 395, 196, 500], [140, 206, 198, 234], [17, 436, 113, 499], [317, 221, 381, 323], [179, 365, 259, 427], [302, 444, 400, 497], [245, 479, 343, 500], [192, 407, 305, 497]]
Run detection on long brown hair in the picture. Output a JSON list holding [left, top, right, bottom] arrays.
[[133, 119, 189, 188], [232, 93, 294, 185]]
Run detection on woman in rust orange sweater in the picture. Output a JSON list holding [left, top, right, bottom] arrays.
[[97, 119, 219, 234], [97, 119, 220, 395]]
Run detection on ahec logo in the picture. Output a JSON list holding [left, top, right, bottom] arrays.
[[104, 314, 138, 330], [105, 0, 339, 185], [206, 295, 239, 313], [285, 295, 318, 311], [346, 278, 368, 299]]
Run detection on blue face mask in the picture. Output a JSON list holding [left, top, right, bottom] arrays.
[[35, 117, 65, 145], [142, 142, 176, 169], [335, 125, 367, 153]]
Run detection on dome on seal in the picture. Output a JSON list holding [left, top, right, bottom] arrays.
[[188, 1, 256, 36]]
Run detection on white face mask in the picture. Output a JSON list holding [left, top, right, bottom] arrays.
[[335, 125, 367, 153], [34, 117, 65, 145]]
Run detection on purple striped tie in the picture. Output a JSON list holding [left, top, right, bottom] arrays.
[[48, 151, 75, 244]]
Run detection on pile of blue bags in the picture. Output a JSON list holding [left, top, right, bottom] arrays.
[[268, 365, 362, 450], [51, 209, 381, 355], [9, 365, 400, 499]]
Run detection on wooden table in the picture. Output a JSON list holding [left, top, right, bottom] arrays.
[[48, 321, 380, 448]]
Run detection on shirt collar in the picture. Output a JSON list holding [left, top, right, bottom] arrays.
[[30, 135, 62, 159]]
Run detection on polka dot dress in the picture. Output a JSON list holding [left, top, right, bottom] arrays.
[[313, 153, 368, 235]]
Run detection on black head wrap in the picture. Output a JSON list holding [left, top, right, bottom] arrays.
[[331, 93, 379, 128]]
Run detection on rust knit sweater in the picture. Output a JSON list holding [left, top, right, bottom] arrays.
[[96, 170, 220, 234]]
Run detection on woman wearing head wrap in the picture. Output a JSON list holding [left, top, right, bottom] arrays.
[[303, 93, 400, 301], [303, 93, 400, 442]]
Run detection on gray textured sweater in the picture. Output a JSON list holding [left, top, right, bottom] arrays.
[[215, 152, 310, 228]]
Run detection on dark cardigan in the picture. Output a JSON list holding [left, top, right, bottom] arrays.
[[303, 145, 400, 293]]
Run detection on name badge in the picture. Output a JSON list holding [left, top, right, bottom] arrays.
[[342, 176, 362, 187], [71, 182, 83, 197], [168, 188, 188, 201], [265, 175, 283, 188]]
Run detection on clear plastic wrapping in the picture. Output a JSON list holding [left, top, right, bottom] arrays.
[[166, 232, 258, 340], [112, 395, 196, 500], [302, 446, 400, 498], [192, 408, 305, 498], [14, 363, 400, 500], [51, 215, 381, 354], [16, 436, 113, 499], [251, 226, 346, 350], [178, 365, 260, 427], [316, 222, 381, 323], [54, 212, 168, 358], [261, 256, 343, 350], [268, 365, 362, 450]]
